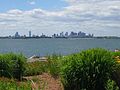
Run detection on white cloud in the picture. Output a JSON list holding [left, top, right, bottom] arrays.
[[28, 1, 36, 5], [0, 0, 120, 36]]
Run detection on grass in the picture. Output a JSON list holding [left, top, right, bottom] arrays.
[[0, 48, 120, 90], [47, 55, 62, 77], [60, 48, 120, 90], [105, 79, 119, 90], [0, 53, 26, 80], [25, 61, 48, 76], [25, 54, 62, 78], [0, 76, 48, 90], [0, 78, 31, 90]]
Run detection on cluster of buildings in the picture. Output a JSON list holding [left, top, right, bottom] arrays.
[[52, 31, 94, 38], [2, 31, 94, 39], [13, 31, 50, 38]]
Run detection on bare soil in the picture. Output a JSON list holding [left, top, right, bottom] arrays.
[[24, 73, 63, 90]]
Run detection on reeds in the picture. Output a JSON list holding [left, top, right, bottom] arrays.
[[60, 48, 119, 90], [0, 53, 26, 80]]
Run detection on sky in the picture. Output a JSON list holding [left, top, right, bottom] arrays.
[[0, 0, 120, 36]]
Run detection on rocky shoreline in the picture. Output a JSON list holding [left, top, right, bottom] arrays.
[[27, 55, 48, 62]]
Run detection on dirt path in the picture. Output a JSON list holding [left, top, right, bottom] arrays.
[[24, 73, 63, 90]]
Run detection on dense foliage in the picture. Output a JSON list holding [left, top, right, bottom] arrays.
[[60, 48, 118, 90], [105, 79, 119, 90], [0, 49, 120, 90], [0, 53, 26, 80], [25, 61, 47, 76]]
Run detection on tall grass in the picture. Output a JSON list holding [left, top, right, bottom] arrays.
[[105, 79, 119, 90], [60, 48, 119, 90], [25, 61, 47, 76], [47, 54, 62, 78], [0, 78, 31, 90], [25, 54, 62, 78], [0, 53, 26, 80], [111, 51, 120, 88]]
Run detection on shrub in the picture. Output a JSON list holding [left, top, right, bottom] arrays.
[[60, 48, 117, 90], [105, 79, 119, 90], [0, 53, 26, 80]]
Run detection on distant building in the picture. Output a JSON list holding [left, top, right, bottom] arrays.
[[65, 32, 69, 37], [78, 31, 86, 38], [60, 32, 64, 37], [32, 34, 36, 37], [40, 33, 46, 38], [52, 34, 57, 38], [23, 35, 26, 38], [87, 34, 94, 38], [15, 32, 20, 38], [29, 31, 31, 37], [69, 32, 78, 38]]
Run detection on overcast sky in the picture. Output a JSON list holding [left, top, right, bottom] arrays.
[[0, 0, 120, 36]]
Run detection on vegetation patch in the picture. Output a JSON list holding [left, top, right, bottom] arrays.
[[25, 61, 47, 76], [0, 53, 26, 80], [0, 77, 31, 90], [1, 49, 120, 90], [60, 48, 119, 90]]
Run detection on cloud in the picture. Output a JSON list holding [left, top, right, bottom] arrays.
[[28, 1, 36, 5], [0, 0, 120, 36]]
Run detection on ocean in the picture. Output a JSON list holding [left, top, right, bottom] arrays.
[[0, 38, 120, 57]]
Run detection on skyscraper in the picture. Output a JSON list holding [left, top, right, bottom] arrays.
[[15, 32, 20, 38], [29, 31, 31, 37]]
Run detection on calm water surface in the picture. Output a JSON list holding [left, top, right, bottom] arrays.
[[0, 38, 120, 57]]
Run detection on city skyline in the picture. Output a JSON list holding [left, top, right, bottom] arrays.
[[0, 0, 120, 36], [8, 31, 94, 38]]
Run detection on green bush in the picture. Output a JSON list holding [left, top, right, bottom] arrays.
[[61, 48, 118, 90], [105, 79, 119, 90], [0, 53, 26, 80]]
